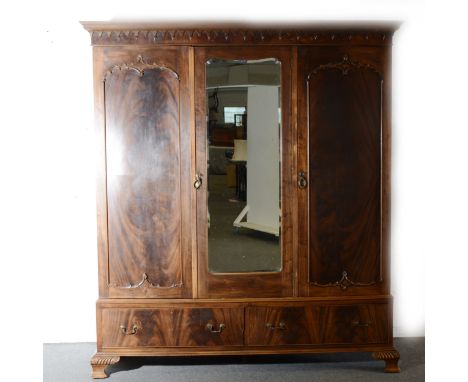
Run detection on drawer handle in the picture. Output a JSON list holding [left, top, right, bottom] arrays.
[[205, 323, 225, 333], [266, 322, 287, 330], [120, 324, 140, 335], [351, 321, 371, 327]]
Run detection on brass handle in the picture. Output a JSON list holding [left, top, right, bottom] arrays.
[[120, 324, 140, 335], [298, 171, 307, 189], [266, 322, 287, 330], [194, 173, 203, 190], [205, 323, 225, 333], [351, 321, 371, 327]]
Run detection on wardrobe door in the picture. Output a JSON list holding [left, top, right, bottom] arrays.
[[297, 46, 390, 297], [195, 47, 294, 298], [95, 46, 193, 298]]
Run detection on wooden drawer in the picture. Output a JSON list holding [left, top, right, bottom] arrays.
[[101, 307, 244, 347], [246, 303, 389, 346]]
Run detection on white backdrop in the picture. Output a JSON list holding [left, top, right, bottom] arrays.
[[1, 1, 467, 380]]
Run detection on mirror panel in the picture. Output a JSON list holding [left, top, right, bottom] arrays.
[[205, 58, 282, 273]]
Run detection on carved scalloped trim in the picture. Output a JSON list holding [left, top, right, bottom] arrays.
[[91, 355, 120, 366], [308, 54, 381, 78], [310, 270, 378, 291], [104, 54, 179, 82], [372, 350, 400, 360], [110, 273, 183, 289], [88, 29, 392, 46]]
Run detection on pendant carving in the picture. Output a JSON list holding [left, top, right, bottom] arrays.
[[310, 270, 377, 291], [104, 54, 179, 82], [110, 273, 183, 289], [308, 54, 381, 78]]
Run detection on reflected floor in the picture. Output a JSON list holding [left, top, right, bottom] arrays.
[[208, 174, 280, 273]]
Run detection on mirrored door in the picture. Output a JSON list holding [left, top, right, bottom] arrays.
[[205, 58, 281, 274], [195, 47, 294, 298]]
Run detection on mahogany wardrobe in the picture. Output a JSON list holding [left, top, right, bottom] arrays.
[[81, 22, 400, 378]]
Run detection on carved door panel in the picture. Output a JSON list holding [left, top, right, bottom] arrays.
[[297, 47, 390, 297], [95, 47, 193, 298]]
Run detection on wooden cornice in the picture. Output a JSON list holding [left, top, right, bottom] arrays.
[[80, 21, 399, 46]]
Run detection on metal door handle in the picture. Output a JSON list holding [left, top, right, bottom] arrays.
[[194, 173, 203, 190], [298, 171, 307, 189]]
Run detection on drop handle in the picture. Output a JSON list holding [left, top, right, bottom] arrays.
[[266, 322, 287, 330], [120, 323, 140, 335], [297, 170, 307, 189], [194, 173, 203, 190], [205, 323, 225, 333]]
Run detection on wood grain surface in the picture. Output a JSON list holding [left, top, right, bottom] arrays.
[[98, 47, 193, 298], [246, 303, 388, 346], [101, 307, 244, 347], [307, 60, 382, 286], [297, 46, 390, 297]]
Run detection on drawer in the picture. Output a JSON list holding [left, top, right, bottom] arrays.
[[246, 303, 389, 346], [101, 307, 244, 347]]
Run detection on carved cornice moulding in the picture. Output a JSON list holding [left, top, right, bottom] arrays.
[[81, 22, 398, 46]]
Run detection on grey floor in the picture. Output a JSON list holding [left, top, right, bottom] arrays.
[[208, 174, 281, 273], [44, 338, 424, 382]]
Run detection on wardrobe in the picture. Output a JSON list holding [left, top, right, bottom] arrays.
[[81, 22, 400, 378]]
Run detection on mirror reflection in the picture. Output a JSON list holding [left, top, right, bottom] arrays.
[[206, 58, 282, 273]]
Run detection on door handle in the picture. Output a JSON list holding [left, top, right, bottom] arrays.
[[194, 173, 203, 190], [298, 170, 307, 189]]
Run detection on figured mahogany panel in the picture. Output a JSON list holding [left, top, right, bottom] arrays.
[[101, 48, 192, 298], [308, 60, 381, 286], [245, 303, 388, 346], [101, 308, 244, 347], [246, 306, 321, 345], [297, 47, 389, 296], [320, 304, 388, 345]]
